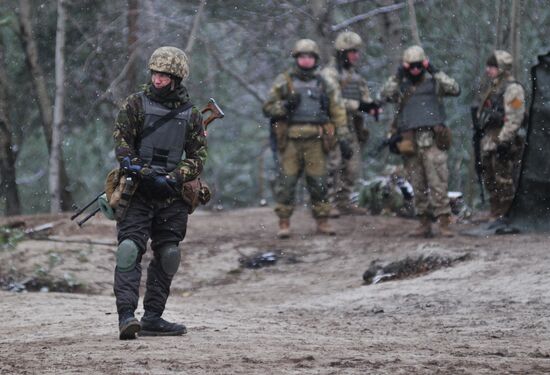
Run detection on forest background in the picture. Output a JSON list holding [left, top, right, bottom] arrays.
[[0, 0, 548, 216]]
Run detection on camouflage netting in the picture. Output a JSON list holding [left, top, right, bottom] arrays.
[[507, 51, 550, 231]]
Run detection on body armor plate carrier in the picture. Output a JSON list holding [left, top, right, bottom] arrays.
[[288, 76, 330, 125], [138, 93, 192, 173], [397, 77, 446, 131]]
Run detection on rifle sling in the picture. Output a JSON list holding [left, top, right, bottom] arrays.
[[140, 101, 194, 140]]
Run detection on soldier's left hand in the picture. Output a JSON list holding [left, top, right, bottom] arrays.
[[425, 61, 439, 75], [496, 142, 511, 158], [339, 140, 354, 160]]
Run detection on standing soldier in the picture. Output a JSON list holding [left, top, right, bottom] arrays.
[[476, 50, 525, 222], [263, 39, 350, 238], [323, 31, 380, 217], [112, 46, 207, 339], [379, 45, 460, 237]]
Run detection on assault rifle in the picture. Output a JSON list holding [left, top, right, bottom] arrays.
[[471, 106, 485, 204], [71, 98, 224, 227]]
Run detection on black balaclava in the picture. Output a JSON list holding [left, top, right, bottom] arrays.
[[294, 54, 318, 80], [405, 62, 425, 83], [149, 72, 184, 103], [336, 50, 353, 70]]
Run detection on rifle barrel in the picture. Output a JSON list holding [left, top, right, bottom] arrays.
[[77, 207, 101, 227], [70, 191, 105, 220]]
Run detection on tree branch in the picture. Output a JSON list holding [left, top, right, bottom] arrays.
[[331, 0, 426, 31], [185, 0, 206, 54], [204, 38, 265, 104]]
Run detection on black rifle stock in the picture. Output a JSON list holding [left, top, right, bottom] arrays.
[[71, 191, 104, 227], [471, 106, 485, 204]]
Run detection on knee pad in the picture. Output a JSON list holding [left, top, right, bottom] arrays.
[[158, 245, 181, 276], [116, 239, 139, 272]]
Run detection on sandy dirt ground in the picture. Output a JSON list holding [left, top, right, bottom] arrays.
[[1, 207, 550, 374]]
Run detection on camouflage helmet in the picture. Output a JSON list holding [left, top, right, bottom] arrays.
[[148, 46, 189, 80], [334, 31, 363, 51], [493, 50, 513, 73], [291, 39, 321, 58], [403, 45, 427, 63]]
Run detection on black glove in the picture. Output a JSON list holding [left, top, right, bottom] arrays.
[[140, 169, 179, 199], [396, 65, 406, 80], [119, 156, 142, 178], [339, 140, 353, 160], [496, 142, 511, 159], [426, 62, 439, 75], [358, 100, 381, 117], [285, 92, 301, 112]]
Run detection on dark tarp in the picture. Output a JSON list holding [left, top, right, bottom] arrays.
[[506, 51, 550, 232]]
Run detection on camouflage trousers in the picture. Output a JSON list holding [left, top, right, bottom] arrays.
[[403, 144, 451, 217], [327, 132, 361, 208], [274, 138, 330, 219], [482, 149, 520, 217]]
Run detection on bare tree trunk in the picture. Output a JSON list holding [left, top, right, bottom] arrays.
[[407, 0, 421, 45], [0, 42, 21, 216], [495, 0, 505, 49], [18, 0, 73, 210], [126, 0, 139, 92], [510, 0, 521, 78], [377, 0, 405, 70], [49, 0, 67, 213], [309, 0, 333, 62], [185, 0, 206, 54]]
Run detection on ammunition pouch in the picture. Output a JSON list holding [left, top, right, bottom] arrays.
[[181, 178, 211, 214], [433, 124, 452, 151], [320, 122, 337, 153], [396, 130, 416, 156], [353, 114, 369, 144], [273, 120, 288, 152], [105, 168, 124, 208]]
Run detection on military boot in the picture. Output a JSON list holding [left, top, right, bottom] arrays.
[[316, 218, 336, 235], [409, 215, 433, 238], [277, 218, 291, 239], [140, 313, 187, 337], [118, 311, 141, 340], [438, 214, 454, 237]]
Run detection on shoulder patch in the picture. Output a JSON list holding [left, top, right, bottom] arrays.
[[508, 97, 524, 110]]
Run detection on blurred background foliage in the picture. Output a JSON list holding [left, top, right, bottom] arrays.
[[0, 0, 548, 215]]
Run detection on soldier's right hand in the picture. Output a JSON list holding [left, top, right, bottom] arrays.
[[140, 170, 178, 199], [285, 92, 301, 112]]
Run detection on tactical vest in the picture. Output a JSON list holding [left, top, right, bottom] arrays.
[[138, 93, 192, 173], [288, 76, 330, 125], [478, 80, 514, 130], [339, 69, 362, 102], [397, 77, 446, 131]]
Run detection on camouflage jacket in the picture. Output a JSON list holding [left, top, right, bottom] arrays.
[[262, 66, 349, 139], [380, 70, 460, 103], [478, 73, 525, 152], [113, 84, 207, 182]]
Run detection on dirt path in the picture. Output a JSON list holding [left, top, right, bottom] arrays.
[[1, 208, 550, 374]]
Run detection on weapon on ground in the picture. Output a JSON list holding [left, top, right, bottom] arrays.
[[70, 191, 105, 227], [471, 106, 485, 204]]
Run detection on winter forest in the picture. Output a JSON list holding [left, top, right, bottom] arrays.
[[0, 0, 548, 216]]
